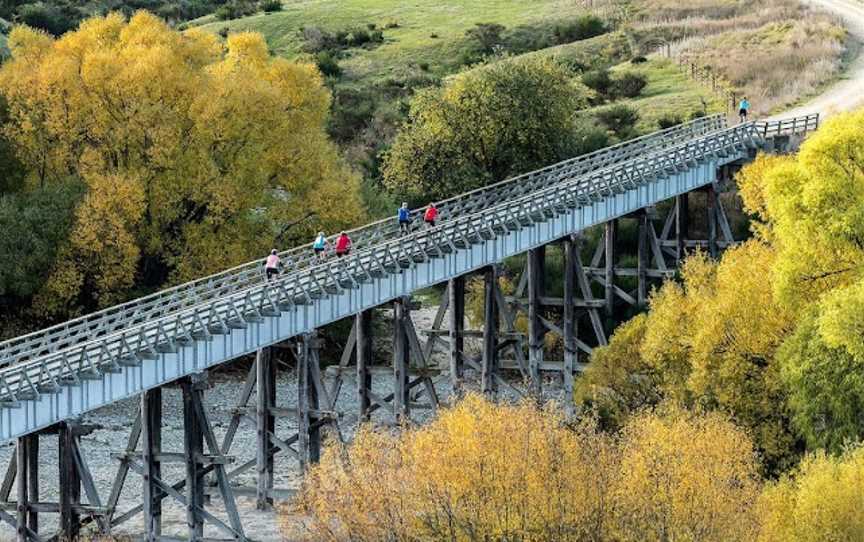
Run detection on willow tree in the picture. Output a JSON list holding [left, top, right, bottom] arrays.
[[0, 13, 363, 314], [381, 58, 592, 201]]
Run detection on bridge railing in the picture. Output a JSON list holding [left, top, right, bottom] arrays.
[[754, 113, 819, 138], [0, 121, 772, 402], [0, 115, 727, 368]]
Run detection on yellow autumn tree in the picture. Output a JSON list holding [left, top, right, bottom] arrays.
[[610, 406, 762, 542], [758, 445, 864, 542], [577, 241, 798, 473], [0, 13, 363, 315]]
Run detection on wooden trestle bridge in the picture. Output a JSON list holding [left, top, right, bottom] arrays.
[[0, 113, 818, 541]]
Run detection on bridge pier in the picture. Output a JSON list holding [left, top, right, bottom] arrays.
[[604, 219, 617, 317], [356, 310, 374, 422], [142, 387, 162, 539], [255, 347, 275, 510], [448, 277, 466, 398], [562, 236, 578, 413], [59, 421, 81, 540], [297, 333, 321, 472], [676, 193, 689, 263], [393, 297, 411, 422], [482, 265, 500, 396], [527, 247, 546, 398]]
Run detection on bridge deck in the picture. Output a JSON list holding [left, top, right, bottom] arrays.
[[0, 114, 818, 442]]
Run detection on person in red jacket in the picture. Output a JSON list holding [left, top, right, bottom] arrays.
[[423, 203, 438, 227], [335, 231, 352, 257]]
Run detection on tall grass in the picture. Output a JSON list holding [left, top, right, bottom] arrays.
[[671, 19, 845, 114]]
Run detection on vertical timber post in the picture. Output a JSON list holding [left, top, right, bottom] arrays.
[[182, 377, 204, 541], [256, 347, 275, 510], [563, 236, 578, 414], [448, 276, 466, 398], [527, 247, 545, 398], [481, 265, 500, 396], [23, 433, 38, 538], [637, 213, 649, 307], [297, 332, 321, 471], [707, 185, 718, 258], [356, 310, 373, 422], [676, 193, 689, 263], [15, 436, 26, 542], [142, 388, 162, 541], [393, 296, 411, 422], [59, 421, 81, 541], [604, 220, 617, 316]]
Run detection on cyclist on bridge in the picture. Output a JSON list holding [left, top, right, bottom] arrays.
[[312, 231, 329, 261], [423, 202, 438, 228], [264, 249, 282, 281], [335, 231, 352, 257], [397, 202, 411, 234], [738, 96, 750, 123]]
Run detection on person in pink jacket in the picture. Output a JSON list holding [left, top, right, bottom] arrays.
[[264, 249, 281, 281]]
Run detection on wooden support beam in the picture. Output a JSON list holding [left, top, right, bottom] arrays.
[[637, 213, 649, 307], [142, 388, 162, 541], [448, 277, 466, 398], [482, 266, 500, 396], [356, 310, 373, 422], [58, 422, 81, 541], [181, 378, 204, 541], [707, 184, 718, 258], [25, 434, 37, 536], [15, 436, 26, 542], [563, 236, 578, 414], [297, 333, 321, 471], [527, 247, 545, 398], [255, 347, 275, 511], [604, 220, 617, 317], [393, 297, 411, 422], [676, 193, 689, 263]]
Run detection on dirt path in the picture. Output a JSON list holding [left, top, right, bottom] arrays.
[[772, 0, 864, 119]]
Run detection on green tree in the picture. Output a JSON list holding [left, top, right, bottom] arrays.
[[0, 180, 83, 300], [382, 58, 590, 201], [778, 311, 864, 453]]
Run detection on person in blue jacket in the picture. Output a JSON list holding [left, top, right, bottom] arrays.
[[397, 202, 411, 234], [738, 97, 750, 123]]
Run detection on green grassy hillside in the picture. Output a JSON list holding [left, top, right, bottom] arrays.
[[193, 0, 594, 81]]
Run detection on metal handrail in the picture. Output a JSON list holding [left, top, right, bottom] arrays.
[[0, 115, 727, 367], [0, 117, 817, 401]]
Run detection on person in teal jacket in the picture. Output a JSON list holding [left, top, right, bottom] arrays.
[[738, 97, 750, 123]]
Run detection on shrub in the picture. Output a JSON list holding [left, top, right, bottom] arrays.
[[465, 22, 506, 55], [315, 51, 342, 78], [217, 26, 229, 38], [294, 397, 762, 542], [690, 109, 707, 120], [596, 104, 640, 138], [553, 14, 606, 44], [366, 23, 376, 30], [260, 0, 281, 12], [18, 3, 79, 36], [429, 33, 438, 38], [418, 62, 429, 72], [758, 445, 864, 541], [631, 55, 648, 64], [610, 72, 648, 99], [384, 20, 399, 29], [657, 114, 683, 130], [582, 68, 613, 98]]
